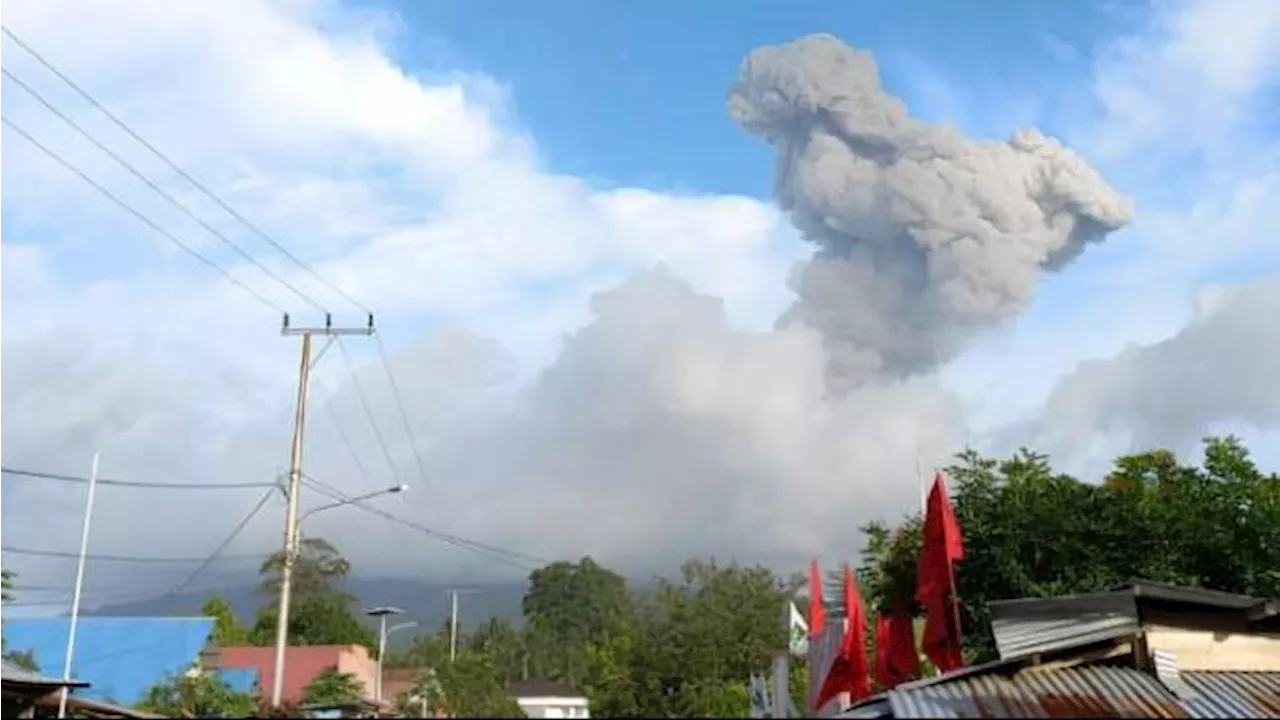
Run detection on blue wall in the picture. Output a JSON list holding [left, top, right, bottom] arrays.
[[1, 616, 215, 706]]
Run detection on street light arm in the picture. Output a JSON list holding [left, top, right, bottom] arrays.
[[298, 485, 407, 523], [388, 620, 419, 636]]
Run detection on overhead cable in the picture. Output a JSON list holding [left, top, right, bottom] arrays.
[[1, 466, 279, 491], [302, 474, 548, 569], [1, 25, 372, 315], [1, 66, 326, 314], [0, 115, 285, 313]]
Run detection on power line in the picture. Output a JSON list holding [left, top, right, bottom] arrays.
[[2, 546, 266, 564], [0, 115, 285, 313], [376, 332, 432, 497], [1, 66, 326, 314], [317, 381, 377, 490], [1, 466, 279, 491], [169, 487, 277, 595], [336, 337, 403, 490], [302, 474, 548, 569], [1, 25, 372, 316]]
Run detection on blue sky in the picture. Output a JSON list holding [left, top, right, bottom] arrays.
[[376, 0, 1126, 195]]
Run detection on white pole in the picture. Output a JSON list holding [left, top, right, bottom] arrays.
[[449, 590, 459, 663], [375, 614, 388, 704], [58, 453, 99, 720]]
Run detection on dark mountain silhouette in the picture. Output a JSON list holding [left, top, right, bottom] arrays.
[[88, 573, 528, 646]]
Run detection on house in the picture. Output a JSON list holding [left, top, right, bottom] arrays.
[[1, 659, 89, 718], [214, 643, 376, 705], [841, 579, 1280, 719], [0, 616, 247, 707], [510, 678, 591, 719]]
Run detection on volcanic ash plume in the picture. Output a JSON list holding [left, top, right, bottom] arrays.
[[728, 34, 1135, 391]]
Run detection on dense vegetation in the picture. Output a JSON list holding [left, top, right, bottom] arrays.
[[5, 437, 1276, 717]]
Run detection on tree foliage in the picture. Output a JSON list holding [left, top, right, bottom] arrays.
[[249, 595, 376, 649], [201, 595, 247, 646], [248, 536, 375, 650], [1, 568, 39, 672], [258, 535, 353, 603], [863, 437, 1280, 661], [137, 672, 258, 718], [301, 666, 367, 707]]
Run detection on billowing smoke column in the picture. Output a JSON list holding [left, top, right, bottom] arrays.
[[728, 34, 1135, 391]]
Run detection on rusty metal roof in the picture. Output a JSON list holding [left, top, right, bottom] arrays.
[[1179, 671, 1280, 719], [878, 666, 1280, 719], [885, 665, 1191, 719]]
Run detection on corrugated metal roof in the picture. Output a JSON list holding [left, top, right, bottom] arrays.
[[989, 590, 1141, 660], [1180, 672, 1280, 719], [886, 665, 1192, 719], [1, 616, 214, 706], [1129, 580, 1273, 613], [0, 659, 89, 688]]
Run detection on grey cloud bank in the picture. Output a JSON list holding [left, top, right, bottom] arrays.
[[4, 30, 1276, 602]]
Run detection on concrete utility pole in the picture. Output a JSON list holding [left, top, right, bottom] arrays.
[[446, 588, 480, 663], [271, 313, 375, 709]]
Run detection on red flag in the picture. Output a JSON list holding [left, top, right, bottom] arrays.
[[815, 566, 872, 709], [808, 556, 827, 639], [875, 613, 920, 690], [916, 472, 965, 673]]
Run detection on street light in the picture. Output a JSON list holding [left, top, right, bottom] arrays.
[[365, 607, 415, 706], [271, 483, 407, 709], [299, 484, 408, 523]]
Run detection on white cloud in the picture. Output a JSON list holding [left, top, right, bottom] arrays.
[[0, 0, 803, 594], [3, 0, 1278, 604]]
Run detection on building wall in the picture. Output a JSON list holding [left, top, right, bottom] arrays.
[[218, 645, 376, 703], [515, 696, 591, 719], [1145, 625, 1280, 671]]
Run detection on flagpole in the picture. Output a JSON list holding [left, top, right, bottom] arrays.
[[914, 452, 926, 519], [58, 452, 99, 719]]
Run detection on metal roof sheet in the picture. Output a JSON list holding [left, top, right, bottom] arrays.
[[1, 659, 89, 688], [989, 590, 1142, 659], [1, 616, 214, 706], [886, 665, 1191, 719], [1179, 672, 1280, 719]]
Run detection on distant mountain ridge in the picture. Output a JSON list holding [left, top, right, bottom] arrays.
[[89, 574, 529, 646]]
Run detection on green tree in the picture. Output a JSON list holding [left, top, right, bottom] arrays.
[[859, 437, 1280, 662], [249, 536, 373, 650], [467, 616, 526, 686], [258, 536, 353, 603], [201, 595, 246, 646], [0, 568, 39, 672], [388, 626, 450, 670], [436, 651, 523, 718], [301, 666, 367, 706], [137, 672, 259, 718], [248, 595, 376, 649], [395, 667, 446, 717], [630, 559, 790, 717], [522, 556, 635, 686]]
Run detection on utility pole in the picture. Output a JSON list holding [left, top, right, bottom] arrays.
[[446, 588, 480, 663], [271, 313, 375, 709]]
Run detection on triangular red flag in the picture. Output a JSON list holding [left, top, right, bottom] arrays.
[[815, 566, 872, 709], [916, 472, 966, 673], [808, 556, 827, 640], [876, 613, 920, 690]]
